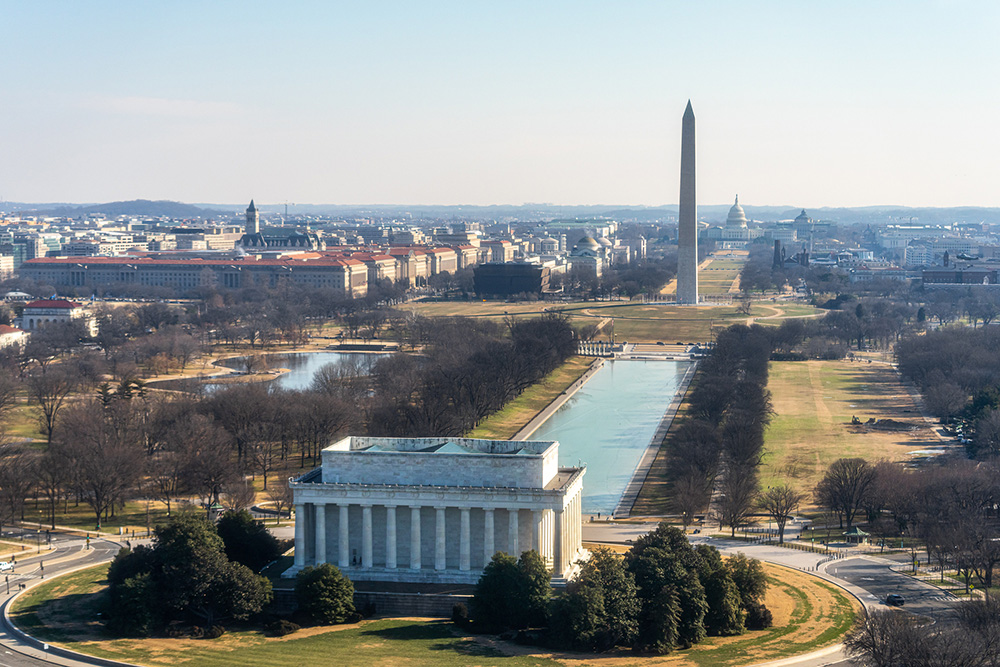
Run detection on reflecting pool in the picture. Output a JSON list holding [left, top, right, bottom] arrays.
[[528, 359, 692, 515]]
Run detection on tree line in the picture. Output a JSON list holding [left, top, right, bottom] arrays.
[[662, 324, 778, 535], [464, 524, 771, 655], [0, 314, 578, 530]]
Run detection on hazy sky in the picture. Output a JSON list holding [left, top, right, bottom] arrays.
[[3, 1, 999, 207]]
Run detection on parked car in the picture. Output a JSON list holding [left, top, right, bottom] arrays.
[[885, 594, 905, 606]]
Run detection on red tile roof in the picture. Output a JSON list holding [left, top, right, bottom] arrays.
[[22, 257, 364, 268], [0, 325, 25, 335], [24, 299, 82, 309]]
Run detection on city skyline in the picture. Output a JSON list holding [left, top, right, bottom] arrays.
[[3, 1, 1000, 207]]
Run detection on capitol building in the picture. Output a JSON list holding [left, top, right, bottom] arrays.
[[287, 436, 586, 586], [701, 196, 763, 249]]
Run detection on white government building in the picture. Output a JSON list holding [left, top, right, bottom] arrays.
[[287, 436, 586, 584]]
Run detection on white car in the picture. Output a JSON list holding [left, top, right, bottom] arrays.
[[0, 561, 13, 573]]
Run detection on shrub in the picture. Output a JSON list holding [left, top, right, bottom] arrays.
[[268, 619, 301, 637], [744, 602, 773, 630], [295, 563, 356, 624], [452, 602, 470, 627]]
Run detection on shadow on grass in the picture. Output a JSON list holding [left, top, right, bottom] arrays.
[[361, 622, 509, 658]]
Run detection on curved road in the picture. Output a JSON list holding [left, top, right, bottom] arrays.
[[0, 529, 121, 667]]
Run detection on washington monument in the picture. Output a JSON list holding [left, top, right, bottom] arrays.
[[676, 100, 698, 304]]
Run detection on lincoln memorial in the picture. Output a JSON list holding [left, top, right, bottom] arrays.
[[286, 436, 586, 584]]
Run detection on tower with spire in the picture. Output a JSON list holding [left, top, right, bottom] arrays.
[[245, 200, 260, 235]]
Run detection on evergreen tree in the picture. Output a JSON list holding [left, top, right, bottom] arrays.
[[294, 563, 356, 624], [216, 509, 283, 572], [550, 547, 639, 651]]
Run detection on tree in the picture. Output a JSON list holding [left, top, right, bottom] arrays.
[[694, 545, 744, 636], [58, 400, 145, 527], [844, 610, 928, 667], [726, 552, 771, 629], [295, 563, 357, 624], [216, 509, 282, 573], [757, 485, 804, 544], [471, 550, 550, 632], [105, 516, 272, 634], [625, 524, 708, 652], [0, 443, 37, 530], [26, 370, 76, 442], [152, 515, 271, 628], [266, 476, 293, 523], [550, 547, 640, 651], [177, 414, 237, 511], [815, 458, 875, 528], [715, 465, 759, 537]]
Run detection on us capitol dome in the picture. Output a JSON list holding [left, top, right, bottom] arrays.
[[700, 195, 762, 249], [726, 196, 748, 228]]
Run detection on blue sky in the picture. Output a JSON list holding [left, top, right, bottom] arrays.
[[2, 1, 998, 207]]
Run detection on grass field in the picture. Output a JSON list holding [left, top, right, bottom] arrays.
[[13, 560, 854, 667], [698, 258, 745, 295], [399, 298, 822, 344], [761, 360, 941, 505], [467, 356, 594, 440]]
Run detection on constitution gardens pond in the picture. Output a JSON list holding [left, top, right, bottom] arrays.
[[528, 359, 693, 515]]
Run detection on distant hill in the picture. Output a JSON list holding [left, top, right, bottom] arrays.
[[16, 199, 225, 218]]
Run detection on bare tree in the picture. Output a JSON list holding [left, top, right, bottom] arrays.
[[757, 485, 804, 544], [179, 414, 237, 512], [265, 476, 293, 524], [36, 447, 69, 530], [58, 400, 145, 527], [221, 478, 256, 512], [0, 442, 37, 532], [715, 465, 759, 537], [815, 458, 876, 529], [26, 370, 76, 443]]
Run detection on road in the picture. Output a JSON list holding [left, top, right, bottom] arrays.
[[0, 529, 121, 667]]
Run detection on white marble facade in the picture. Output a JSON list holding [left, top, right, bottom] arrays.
[[286, 437, 586, 584]]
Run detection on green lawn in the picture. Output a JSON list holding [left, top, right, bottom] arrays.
[[761, 360, 938, 503], [467, 356, 594, 440], [698, 258, 745, 294]]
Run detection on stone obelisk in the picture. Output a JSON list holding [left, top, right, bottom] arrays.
[[676, 100, 698, 305]]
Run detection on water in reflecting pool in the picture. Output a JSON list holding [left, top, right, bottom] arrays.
[[528, 359, 692, 515]]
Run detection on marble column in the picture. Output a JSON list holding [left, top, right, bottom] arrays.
[[314, 503, 326, 565], [338, 504, 350, 568], [385, 505, 397, 569], [483, 508, 495, 565], [410, 506, 422, 570], [362, 505, 373, 568], [293, 503, 306, 569], [460, 508, 471, 571], [553, 507, 564, 576], [435, 507, 447, 571], [532, 509, 542, 553], [508, 508, 519, 556]]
